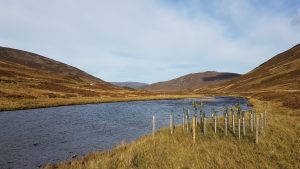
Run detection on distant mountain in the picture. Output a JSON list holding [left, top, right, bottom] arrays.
[[197, 44, 300, 108], [0, 47, 128, 100], [111, 82, 149, 89], [144, 71, 241, 92]]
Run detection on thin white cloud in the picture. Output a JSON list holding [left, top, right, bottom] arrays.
[[291, 8, 300, 25], [0, 0, 299, 83]]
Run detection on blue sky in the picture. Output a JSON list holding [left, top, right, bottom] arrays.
[[1, 0, 300, 83]]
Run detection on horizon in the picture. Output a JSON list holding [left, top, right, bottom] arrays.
[[0, 43, 298, 85], [1, 0, 300, 83]]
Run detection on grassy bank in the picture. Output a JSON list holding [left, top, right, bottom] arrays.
[[0, 94, 202, 111], [44, 98, 300, 169]]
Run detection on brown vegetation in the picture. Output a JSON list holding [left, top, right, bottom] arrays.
[[0, 47, 168, 110], [196, 44, 300, 109], [144, 71, 240, 92]]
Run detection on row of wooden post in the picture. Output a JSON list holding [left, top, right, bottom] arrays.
[[152, 109, 267, 144]]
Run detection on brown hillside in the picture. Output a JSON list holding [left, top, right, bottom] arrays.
[[144, 71, 240, 92], [197, 44, 300, 108], [0, 47, 150, 106]]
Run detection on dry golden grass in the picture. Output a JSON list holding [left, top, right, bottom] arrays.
[[43, 98, 300, 169], [0, 94, 201, 111]]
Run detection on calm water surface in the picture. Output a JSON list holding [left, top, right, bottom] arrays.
[[0, 97, 249, 169]]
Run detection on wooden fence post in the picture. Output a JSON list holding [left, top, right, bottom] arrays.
[[182, 108, 185, 130], [200, 110, 204, 135], [232, 111, 235, 134], [214, 114, 217, 134], [225, 113, 228, 136], [261, 113, 264, 136], [193, 116, 196, 143], [253, 110, 256, 129], [199, 111, 202, 127], [195, 114, 198, 128], [250, 111, 253, 132], [195, 111, 198, 128], [236, 111, 239, 129], [243, 112, 245, 136], [238, 114, 241, 139], [203, 117, 206, 136], [264, 110, 267, 130], [186, 109, 190, 133], [170, 112, 174, 134], [152, 115, 155, 138], [256, 116, 259, 144]]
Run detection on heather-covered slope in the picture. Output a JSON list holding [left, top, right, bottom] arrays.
[[144, 71, 240, 92], [197, 44, 300, 109], [0, 47, 155, 110], [0, 47, 123, 98]]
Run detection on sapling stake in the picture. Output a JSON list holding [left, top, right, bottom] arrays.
[[182, 108, 185, 130], [193, 102, 199, 128], [250, 110, 253, 132], [186, 109, 190, 133], [152, 115, 155, 138], [232, 109, 235, 134], [253, 110, 256, 129], [221, 106, 229, 136], [243, 111, 246, 136], [170, 112, 174, 134], [256, 116, 259, 144], [238, 116, 241, 139], [264, 110, 267, 130], [203, 117, 206, 136], [235, 103, 241, 140], [201, 102, 205, 132], [202, 109, 206, 136], [193, 116, 196, 143], [261, 113, 264, 136], [199, 102, 203, 127], [224, 107, 228, 136], [212, 108, 217, 134]]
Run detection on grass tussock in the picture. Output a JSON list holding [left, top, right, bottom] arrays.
[[44, 98, 300, 169]]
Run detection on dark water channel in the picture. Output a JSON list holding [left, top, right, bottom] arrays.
[[0, 97, 250, 169]]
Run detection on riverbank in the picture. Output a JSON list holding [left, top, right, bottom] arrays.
[[0, 94, 202, 111], [43, 98, 300, 169]]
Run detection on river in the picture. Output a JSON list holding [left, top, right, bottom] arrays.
[[0, 96, 249, 169]]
